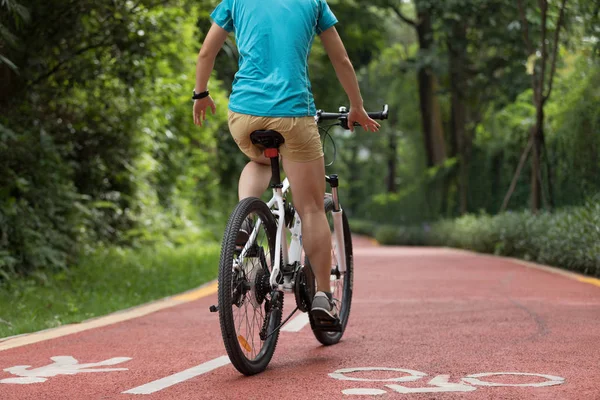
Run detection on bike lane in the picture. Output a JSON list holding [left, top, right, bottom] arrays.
[[1, 237, 600, 399]]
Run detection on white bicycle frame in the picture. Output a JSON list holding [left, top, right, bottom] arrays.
[[238, 176, 347, 291]]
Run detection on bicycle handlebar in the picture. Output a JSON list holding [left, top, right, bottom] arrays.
[[316, 104, 389, 129]]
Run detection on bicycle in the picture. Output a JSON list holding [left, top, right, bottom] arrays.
[[211, 104, 389, 375]]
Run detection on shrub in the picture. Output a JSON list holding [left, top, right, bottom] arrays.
[[358, 200, 600, 277]]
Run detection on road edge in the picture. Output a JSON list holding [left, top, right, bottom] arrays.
[[438, 246, 600, 288], [0, 280, 218, 352], [3, 239, 598, 352]]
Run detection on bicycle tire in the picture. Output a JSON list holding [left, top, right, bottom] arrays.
[[304, 197, 353, 346], [218, 197, 282, 375]]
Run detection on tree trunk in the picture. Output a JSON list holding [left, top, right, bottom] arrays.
[[530, 103, 544, 212], [448, 22, 468, 214], [518, 0, 567, 212], [386, 131, 397, 193], [541, 121, 555, 209], [347, 140, 361, 215], [430, 76, 447, 164], [0, 66, 15, 105], [501, 136, 533, 212], [415, 4, 446, 167]]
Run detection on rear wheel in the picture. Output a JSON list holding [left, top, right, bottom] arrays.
[[304, 196, 353, 345], [218, 197, 282, 375]]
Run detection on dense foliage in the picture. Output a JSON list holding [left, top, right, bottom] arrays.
[[352, 196, 600, 277], [1, 1, 230, 279], [0, 0, 598, 280]]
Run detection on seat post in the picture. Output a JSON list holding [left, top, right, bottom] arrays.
[[264, 148, 282, 188]]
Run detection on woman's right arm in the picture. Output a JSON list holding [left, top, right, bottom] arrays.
[[319, 27, 380, 132]]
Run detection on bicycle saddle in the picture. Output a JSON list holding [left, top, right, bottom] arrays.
[[250, 130, 285, 149]]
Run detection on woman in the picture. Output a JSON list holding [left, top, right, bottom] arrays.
[[192, 0, 379, 326]]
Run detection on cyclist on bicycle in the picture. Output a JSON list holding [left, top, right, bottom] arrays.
[[193, 0, 379, 326]]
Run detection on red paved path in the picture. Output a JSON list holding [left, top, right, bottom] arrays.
[[1, 237, 599, 399]]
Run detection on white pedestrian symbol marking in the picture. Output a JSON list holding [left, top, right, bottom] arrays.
[[0, 355, 132, 384]]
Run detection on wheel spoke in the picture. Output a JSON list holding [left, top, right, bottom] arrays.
[[244, 298, 251, 356], [232, 214, 274, 361]]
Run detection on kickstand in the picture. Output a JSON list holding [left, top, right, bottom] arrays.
[[264, 306, 299, 340]]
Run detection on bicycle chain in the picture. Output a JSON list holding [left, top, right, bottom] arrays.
[[259, 291, 283, 341]]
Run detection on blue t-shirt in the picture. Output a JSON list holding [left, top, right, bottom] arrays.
[[210, 0, 338, 117]]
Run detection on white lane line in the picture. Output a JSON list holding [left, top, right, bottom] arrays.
[[343, 388, 387, 395], [122, 356, 230, 395], [281, 313, 310, 332]]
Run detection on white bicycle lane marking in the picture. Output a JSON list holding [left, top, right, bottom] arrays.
[[330, 367, 566, 395], [1, 357, 567, 397], [123, 316, 309, 394], [123, 356, 230, 395], [0, 317, 308, 392], [0, 344, 566, 396], [281, 314, 310, 332]]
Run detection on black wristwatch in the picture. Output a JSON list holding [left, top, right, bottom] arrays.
[[192, 90, 210, 100]]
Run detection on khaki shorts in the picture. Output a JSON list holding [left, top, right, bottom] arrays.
[[228, 111, 323, 163]]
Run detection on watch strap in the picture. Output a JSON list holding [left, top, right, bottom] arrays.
[[192, 90, 210, 100]]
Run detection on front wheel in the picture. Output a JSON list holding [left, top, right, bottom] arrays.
[[304, 196, 353, 346]]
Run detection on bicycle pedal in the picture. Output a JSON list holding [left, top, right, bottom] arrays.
[[209, 305, 219, 313], [311, 315, 342, 332]]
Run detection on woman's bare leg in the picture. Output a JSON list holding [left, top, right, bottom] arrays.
[[282, 156, 332, 293], [238, 156, 271, 200]]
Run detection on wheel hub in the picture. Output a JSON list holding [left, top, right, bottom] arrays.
[[254, 268, 271, 305], [232, 270, 249, 307]]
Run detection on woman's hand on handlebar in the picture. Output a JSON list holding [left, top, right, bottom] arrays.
[[348, 106, 380, 133]]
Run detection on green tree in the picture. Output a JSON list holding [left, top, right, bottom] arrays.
[[515, 0, 568, 211], [0, 0, 229, 277], [438, 0, 528, 214], [370, 0, 448, 168]]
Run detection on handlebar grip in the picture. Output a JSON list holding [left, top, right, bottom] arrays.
[[368, 104, 389, 120], [319, 112, 341, 120], [367, 112, 384, 119], [317, 104, 389, 125]]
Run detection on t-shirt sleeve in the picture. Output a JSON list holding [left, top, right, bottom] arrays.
[[210, 0, 234, 32], [316, 0, 338, 34]]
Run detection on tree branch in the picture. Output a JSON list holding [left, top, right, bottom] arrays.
[[544, 0, 568, 103], [389, 3, 416, 27], [31, 40, 111, 85], [517, 0, 534, 55], [518, 0, 540, 106], [129, 0, 144, 13], [401, 41, 410, 59], [500, 136, 533, 212]]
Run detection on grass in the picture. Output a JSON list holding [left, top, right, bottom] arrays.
[[0, 243, 220, 338]]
